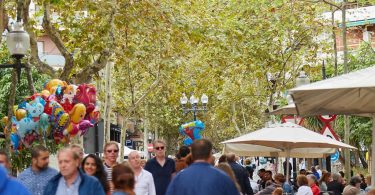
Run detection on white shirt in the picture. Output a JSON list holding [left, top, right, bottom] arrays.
[[317, 169, 322, 178], [135, 169, 156, 195], [296, 186, 313, 195]]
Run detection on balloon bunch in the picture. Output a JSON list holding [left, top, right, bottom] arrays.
[[179, 120, 205, 146], [3, 79, 100, 150]]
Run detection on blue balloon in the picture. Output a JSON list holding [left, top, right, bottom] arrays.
[[183, 138, 193, 146], [10, 133, 20, 150], [179, 120, 205, 145]]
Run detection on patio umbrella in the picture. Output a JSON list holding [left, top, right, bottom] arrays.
[[222, 122, 355, 179], [270, 103, 298, 115], [288, 65, 375, 184], [223, 143, 336, 158]]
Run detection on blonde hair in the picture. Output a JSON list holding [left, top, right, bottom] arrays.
[[272, 187, 283, 195], [153, 139, 166, 146], [217, 163, 242, 192], [104, 141, 119, 151]]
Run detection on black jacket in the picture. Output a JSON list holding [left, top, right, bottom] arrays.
[[229, 162, 254, 195], [327, 180, 344, 195]]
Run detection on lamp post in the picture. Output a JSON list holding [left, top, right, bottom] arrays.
[[180, 93, 208, 121], [293, 70, 310, 180], [1, 21, 30, 81]]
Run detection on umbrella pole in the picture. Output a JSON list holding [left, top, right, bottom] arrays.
[[286, 148, 291, 181], [372, 116, 375, 186]]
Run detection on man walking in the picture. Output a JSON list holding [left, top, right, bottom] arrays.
[[128, 151, 156, 195], [18, 145, 58, 195], [227, 153, 254, 195], [103, 141, 119, 191], [166, 139, 239, 195], [43, 146, 105, 195], [145, 140, 175, 195]]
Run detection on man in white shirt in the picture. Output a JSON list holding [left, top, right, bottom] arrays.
[[128, 151, 156, 195]]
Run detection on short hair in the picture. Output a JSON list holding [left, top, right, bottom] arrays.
[[226, 153, 236, 163], [332, 173, 341, 181], [153, 139, 166, 146], [0, 150, 9, 162], [104, 141, 119, 152], [70, 144, 83, 151], [57, 147, 80, 160], [349, 176, 362, 186], [191, 139, 212, 161], [265, 170, 273, 176], [218, 154, 227, 163], [112, 164, 135, 191], [307, 174, 318, 185], [274, 173, 286, 183], [258, 168, 266, 174], [299, 169, 306, 175], [244, 159, 251, 165], [273, 187, 283, 195], [177, 146, 190, 158], [128, 151, 139, 159], [297, 175, 308, 186], [31, 145, 48, 159]]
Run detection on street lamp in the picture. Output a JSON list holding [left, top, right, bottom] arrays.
[[1, 21, 30, 81], [180, 93, 208, 121]]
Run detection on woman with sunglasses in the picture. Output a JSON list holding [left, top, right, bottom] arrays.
[[82, 154, 110, 194], [103, 141, 120, 192]]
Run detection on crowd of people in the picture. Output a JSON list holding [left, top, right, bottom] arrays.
[[0, 139, 374, 195]]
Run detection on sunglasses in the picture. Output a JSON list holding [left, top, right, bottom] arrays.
[[155, 146, 165, 151], [106, 149, 119, 153]]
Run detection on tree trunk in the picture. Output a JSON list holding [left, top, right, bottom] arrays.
[[103, 61, 113, 146], [119, 116, 127, 163], [0, 0, 8, 35], [6, 70, 18, 137], [341, 0, 351, 183], [231, 102, 242, 135], [25, 63, 35, 94], [331, 6, 338, 76]]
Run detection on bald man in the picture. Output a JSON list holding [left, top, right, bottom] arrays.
[[128, 151, 156, 195]]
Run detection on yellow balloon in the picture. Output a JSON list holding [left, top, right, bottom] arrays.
[[41, 90, 51, 97], [15, 109, 27, 121], [69, 103, 86, 124], [1, 116, 8, 125]]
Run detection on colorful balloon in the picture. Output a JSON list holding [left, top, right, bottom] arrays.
[[7, 79, 99, 147], [10, 133, 20, 150], [179, 120, 205, 146], [69, 103, 86, 124], [44, 79, 68, 94], [15, 109, 27, 121]]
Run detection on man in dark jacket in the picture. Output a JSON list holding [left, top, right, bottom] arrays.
[[227, 153, 254, 195], [327, 173, 344, 195], [43, 147, 105, 195]]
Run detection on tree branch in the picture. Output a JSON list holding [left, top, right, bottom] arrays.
[[302, 0, 341, 10], [42, 1, 74, 80], [74, 3, 117, 83], [22, 0, 56, 77]]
